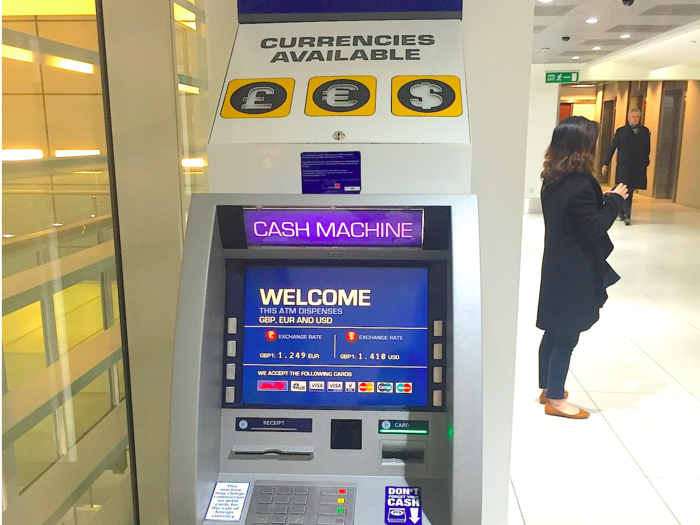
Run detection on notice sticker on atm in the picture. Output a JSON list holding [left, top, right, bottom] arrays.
[[385, 487, 422, 525], [205, 482, 250, 521]]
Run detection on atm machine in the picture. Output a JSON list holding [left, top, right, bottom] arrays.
[[169, 13, 483, 525]]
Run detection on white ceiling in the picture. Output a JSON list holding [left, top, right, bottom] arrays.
[[532, 0, 700, 64]]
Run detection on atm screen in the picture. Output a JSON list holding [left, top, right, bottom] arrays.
[[240, 266, 429, 408]]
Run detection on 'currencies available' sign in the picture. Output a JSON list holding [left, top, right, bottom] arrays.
[[243, 209, 424, 247]]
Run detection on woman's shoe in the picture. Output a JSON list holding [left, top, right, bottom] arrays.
[[539, 390, 568, 404], [544, 402, 590, 419]]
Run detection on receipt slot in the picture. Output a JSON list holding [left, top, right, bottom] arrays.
[[169, 194, 482, 525]]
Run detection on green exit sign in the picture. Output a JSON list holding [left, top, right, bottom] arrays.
[[546, 71, 580, 83]]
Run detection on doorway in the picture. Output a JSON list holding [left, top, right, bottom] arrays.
[[654, 81, 687, 200], [599, 99, 616, 184]]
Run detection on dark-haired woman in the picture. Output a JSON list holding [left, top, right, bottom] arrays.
[[537, 116, 628, 419]]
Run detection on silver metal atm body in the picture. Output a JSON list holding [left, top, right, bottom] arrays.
[[169, 194, 482, 525], [169, 15, 483, 525]]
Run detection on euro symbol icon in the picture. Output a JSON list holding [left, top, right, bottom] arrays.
[[241, 86, 275, 110], [409, 81, 443, 111], [322, 83, 359, 108]]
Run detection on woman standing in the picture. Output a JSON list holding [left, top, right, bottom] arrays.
[[537, 117, 628, 419]]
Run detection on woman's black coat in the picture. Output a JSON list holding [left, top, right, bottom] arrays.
[[602, 124, 651, 190], [536, 171, 624, 335]]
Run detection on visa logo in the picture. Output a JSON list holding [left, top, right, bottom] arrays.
[[358, 382, 375, 393], [345, 382, 356, 392], [377, 382, 394, 393], [309, 381, 325, 391], [395, 382, 413, 394], [327, 381, 343, 392], [291, 381, 307, 392], [257, 380, 289, 392]]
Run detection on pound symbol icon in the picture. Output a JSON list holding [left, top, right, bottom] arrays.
[[225, 79, 291, 117], [241, 86, 275, 110], [409, 82, 443, 111]]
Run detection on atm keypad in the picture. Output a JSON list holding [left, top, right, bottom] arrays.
[[246, 484, 355, 525]]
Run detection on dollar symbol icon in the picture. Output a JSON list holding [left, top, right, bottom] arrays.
[[409, 81, 443, 111]]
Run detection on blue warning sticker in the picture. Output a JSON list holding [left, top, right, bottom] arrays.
[[385, 486, 422, 524]]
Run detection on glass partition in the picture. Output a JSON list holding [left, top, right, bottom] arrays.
[[2, 1, 136, 523]]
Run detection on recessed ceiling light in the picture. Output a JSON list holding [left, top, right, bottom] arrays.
[[572, 84, 595, 88], [542, 47, 550, 53], [572, 56, 580, 60], [538, 0, 554, 3], [620, 34, 631, 39], [593, 46, 602, 51], [91, 214, 96, 218], [53, 223, 63, 227], [3, 234, 15, 239], [586, 17, 598, 24]]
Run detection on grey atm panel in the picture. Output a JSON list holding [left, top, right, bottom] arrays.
[[169, 194, 482, 525]]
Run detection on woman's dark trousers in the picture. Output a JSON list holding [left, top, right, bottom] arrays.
[[538, 331, 580, 399]]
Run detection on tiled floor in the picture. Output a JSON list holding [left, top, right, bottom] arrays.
[[510, 195, 700, 525]]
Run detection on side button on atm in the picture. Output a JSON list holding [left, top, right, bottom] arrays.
[[433, 320, 444, 337], [227, 340, 237, 357], [225, 387, 236, 403], [433, 390, 444, 407], [433, 343, 443, 360], [226, 363, 236, 380], [228, 317, 238, 334], [433, 367, 443, 384]]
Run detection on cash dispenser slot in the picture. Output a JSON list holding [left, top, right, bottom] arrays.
[[229, 445, 314, 461], [380, 441, 427, 466]]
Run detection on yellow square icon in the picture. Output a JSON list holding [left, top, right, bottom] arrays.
[[392, 75, 463, 117], [338, 498, 345, 504], [305, 76, 376, 117], [220, 78, 295, 118]]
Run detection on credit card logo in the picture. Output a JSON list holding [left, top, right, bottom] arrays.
[[358, 382, 375, 393], [327, 381, 343, 392], [377, 382, 394, 393], [257, 381, 288, 392], [309, 381, 325, 391], [290, 381, 307, 392], [345, 382, 356, 392], [395, 382, 413, 394]]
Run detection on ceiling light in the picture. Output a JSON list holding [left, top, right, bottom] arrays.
[[542, 47, 550, 53], [586, 17, 598, 24], [568, 99, 575, 103], [182, 157, 205, 168], [177, 83, 200, 95], [3, 234, 16, 239], [620, 34, 631, 39], [2, 44, 34, 63], [75, 170, 102, 174], [593, 46, 602, 51], [572, 56, 580, 60], [55, 149, 101, 157], [538, 0, 554, 3], [91, 214, 96, 218], [45, 55, 94, 74], [2, 149, 44, 161], [173, 4, 197, 30], [53, 223, 63, 227], [572, 84, 595, 88]]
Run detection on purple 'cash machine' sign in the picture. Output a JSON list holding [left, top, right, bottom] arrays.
[[243, 209, 424, 248]]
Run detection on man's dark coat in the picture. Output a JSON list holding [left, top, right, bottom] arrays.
[[602, 124, 651, 190]]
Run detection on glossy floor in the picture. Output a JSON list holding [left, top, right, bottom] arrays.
[[510, 195, 700, 525]]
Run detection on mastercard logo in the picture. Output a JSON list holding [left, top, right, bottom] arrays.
[[358, 382, 375, 393]]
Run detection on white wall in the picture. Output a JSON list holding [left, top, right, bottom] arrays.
[[523, 65, 559, 199], [462, 2, 534, 524]]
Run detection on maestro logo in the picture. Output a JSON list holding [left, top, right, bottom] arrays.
[[392, 75, 462, 117], [306, 76, 376, 117], [220, 78, 295, 118]]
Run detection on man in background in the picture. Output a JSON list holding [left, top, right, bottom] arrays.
[[602, 108, 651, 225]]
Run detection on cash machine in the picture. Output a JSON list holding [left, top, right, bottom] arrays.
[[170, 8, 483, 525], [169, 194, 482, 525]]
